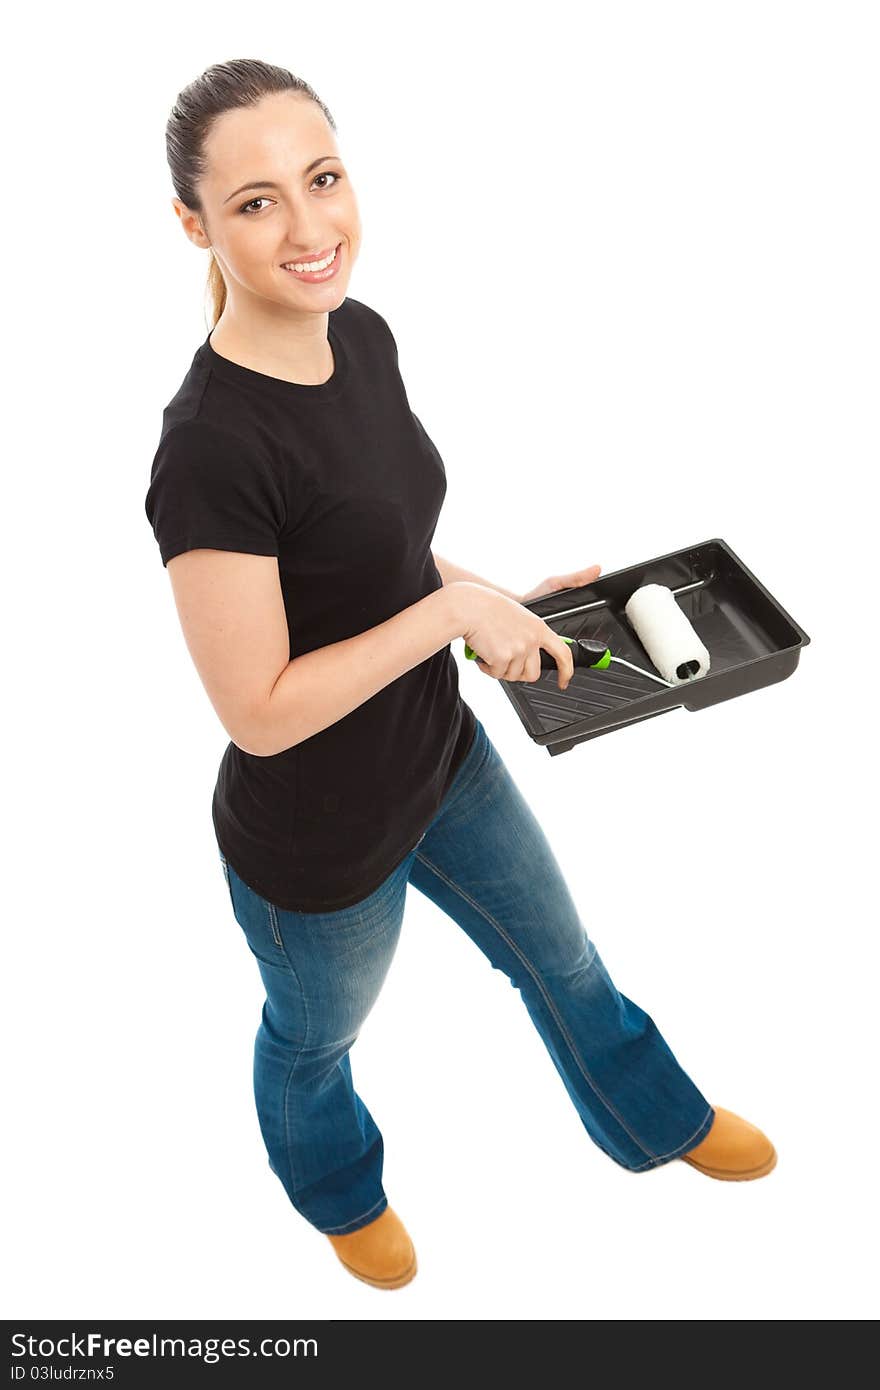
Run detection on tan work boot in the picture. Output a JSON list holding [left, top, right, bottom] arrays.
[[326, 1205, 417, 1289], [681, 1105, 777, 1181]]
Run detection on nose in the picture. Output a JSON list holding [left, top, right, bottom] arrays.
[[287, 215, 338, 258]]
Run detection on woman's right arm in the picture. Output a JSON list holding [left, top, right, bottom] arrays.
[[260, 580, 465, 757], [167, 549, 464, 757], [166, 552, 573, 758]]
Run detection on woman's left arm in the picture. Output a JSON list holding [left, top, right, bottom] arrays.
[[431, 551, 523, 603], [432, 551, 603, 606]]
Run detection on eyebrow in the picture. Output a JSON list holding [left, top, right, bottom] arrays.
[[223, 155, 338, 204]]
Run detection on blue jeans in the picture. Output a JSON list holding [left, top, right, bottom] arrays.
[[217, 715, 714, 1236]]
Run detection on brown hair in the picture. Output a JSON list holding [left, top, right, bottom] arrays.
[[165, 58, 337, 329]]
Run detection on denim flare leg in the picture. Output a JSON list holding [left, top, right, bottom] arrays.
[[217, 715, 714, 1236]]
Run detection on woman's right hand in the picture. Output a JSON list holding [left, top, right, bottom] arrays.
[[451, 582, 575, 691]]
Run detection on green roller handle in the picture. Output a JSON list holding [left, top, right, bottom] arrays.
[[464, 635, 612, 671]]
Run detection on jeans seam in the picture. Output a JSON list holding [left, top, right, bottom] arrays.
[[626, 1105, 715, 1171], [413, 849, 660, 1164], [219, 846, 308, 1198], [320, 1193, 387, 1235], [271, 921, 309, 1203]]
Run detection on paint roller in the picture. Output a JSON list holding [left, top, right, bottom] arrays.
[[464, 582, 711, 689]]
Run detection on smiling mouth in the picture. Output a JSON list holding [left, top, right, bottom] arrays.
[[280, 243, 341, 274]]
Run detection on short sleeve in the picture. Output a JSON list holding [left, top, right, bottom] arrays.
[[365, 305, 399, 364], [145, 419, 286, 568]]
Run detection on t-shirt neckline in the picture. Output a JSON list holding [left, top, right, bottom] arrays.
[[202, 311, 349, 402]]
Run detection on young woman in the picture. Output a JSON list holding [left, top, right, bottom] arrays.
[[146, 58, 776, 1291]]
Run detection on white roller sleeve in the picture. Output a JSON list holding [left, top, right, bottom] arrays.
[[624, 584, 711, 684]]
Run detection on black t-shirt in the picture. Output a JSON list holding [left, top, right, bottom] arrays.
[[145, 295, 477, 911]]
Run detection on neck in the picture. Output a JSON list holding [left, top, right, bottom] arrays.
[[210, 305, 334, 385]]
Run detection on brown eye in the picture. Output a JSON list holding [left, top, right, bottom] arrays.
[[239, 173, 341, 215]]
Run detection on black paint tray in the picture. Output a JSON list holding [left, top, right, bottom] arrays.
[[502, 537, 810, 756]]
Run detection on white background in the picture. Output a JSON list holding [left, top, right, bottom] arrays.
[[3, 0, 877, 1322]]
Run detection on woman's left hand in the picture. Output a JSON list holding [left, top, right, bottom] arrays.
[[520, 563, 602, 605]]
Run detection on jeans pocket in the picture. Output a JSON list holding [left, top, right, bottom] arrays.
[[265, 901, 285, 950], [219, 848, 287, 961], [218, 849, 236, 913]]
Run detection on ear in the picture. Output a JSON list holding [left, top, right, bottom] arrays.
[[171, 197, 211, 250]]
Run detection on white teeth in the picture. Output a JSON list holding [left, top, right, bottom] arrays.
[[283, 245, 338, 273]]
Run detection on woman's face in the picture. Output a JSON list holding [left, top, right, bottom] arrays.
[[176, 91, 361, 317]]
